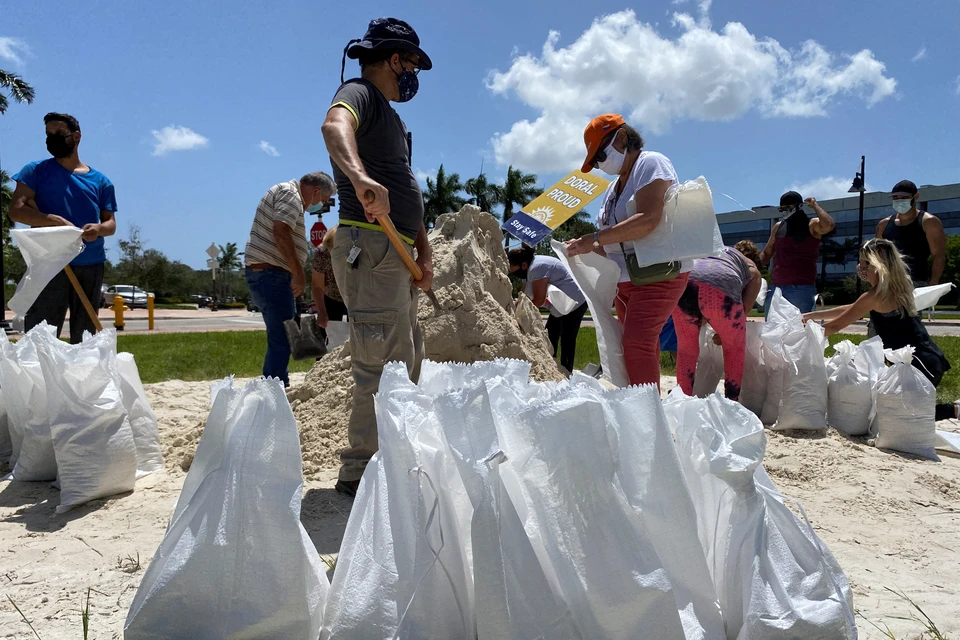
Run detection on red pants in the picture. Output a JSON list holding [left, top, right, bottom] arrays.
[[615, 274, 689, 389]]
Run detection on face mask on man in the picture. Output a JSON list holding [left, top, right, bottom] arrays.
[[306, 194, 326, 214], [596, 140, 625, 176], [393, 59, 420, 103], [46, 133, 75, 159], [892, 199, 913, 215]]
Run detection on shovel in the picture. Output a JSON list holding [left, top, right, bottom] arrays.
[[363, 190, 441, 310], [284, 314, 329, 361]]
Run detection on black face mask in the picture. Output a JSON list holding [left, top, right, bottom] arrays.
[[511, 268, 528, 281], [46, 133, 76, 159]]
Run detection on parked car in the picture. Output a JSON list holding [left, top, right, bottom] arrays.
[[100, 284, 111, 308], [107, 285, 148, 309], [190, 294, 211, 308]]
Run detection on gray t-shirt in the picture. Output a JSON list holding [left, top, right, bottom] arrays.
[[525, 255, 586, 313], [329, 79, 424, 241]]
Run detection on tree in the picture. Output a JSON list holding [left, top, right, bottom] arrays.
[[494, 166, 540, 248], [217, 242, 243, 299], [0, 69, 35, 115], [422, 165, 467, 227], [464, 173, 501, 216]]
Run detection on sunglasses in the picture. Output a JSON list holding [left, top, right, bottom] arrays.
[[591, 129, 621, 167], [778, 205, 799, 213], [400, 56, 422, 76]]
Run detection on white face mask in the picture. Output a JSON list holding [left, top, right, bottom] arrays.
[[892, 199, 913, 214], [596, 141, 625, 176]]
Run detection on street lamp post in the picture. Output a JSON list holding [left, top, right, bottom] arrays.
[[848, 156, 866, 295]]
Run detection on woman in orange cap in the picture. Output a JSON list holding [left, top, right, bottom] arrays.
[[566, 114, 689, 388]]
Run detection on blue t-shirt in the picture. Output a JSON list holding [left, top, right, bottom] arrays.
[[13, 159, 117, 266]]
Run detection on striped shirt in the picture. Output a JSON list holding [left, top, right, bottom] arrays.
[[244, 180, 307, 271]]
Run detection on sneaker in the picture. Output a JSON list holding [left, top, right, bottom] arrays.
[[335, 479, 360, 498]]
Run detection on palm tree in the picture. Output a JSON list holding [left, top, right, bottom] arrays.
[[218, 242, 243, 298], [422, 165, 467, 228], [464, 172, 501, 216], [494, 166, 540, 248], [0, 69, 35, 115]]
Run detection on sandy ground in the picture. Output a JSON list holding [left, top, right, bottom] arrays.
[[1, 374, 959, 639]]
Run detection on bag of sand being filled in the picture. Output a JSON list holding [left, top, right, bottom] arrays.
[[827, 337, 884, 436], [125, 378, 328, 640], [739, 322, 767, 418], [871, 346, 938, 459], [664, 390, 857, 639]]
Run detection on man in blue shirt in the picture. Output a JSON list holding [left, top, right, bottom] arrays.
[[10, 112, 117, 343]]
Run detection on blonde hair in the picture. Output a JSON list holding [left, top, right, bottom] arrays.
[[860, 238, 916, 317], [322, 225, 337, 251]]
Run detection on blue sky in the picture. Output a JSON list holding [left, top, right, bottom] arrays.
[[2, 0, 958, 268]]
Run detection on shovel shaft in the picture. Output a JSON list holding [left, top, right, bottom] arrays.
[[64, 265, 104, 332]]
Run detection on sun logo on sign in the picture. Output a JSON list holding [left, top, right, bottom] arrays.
[[528, 206, 555, 224]]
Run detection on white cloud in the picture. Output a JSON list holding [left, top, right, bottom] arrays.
[[259, 140, 280, 157], [487, 9, 896, 172], [415, 168, 436, 185], [0, 37, 28, 65], [911, 46, 927, 62], [956, 76, 960, 95], [785, 176, 875, 201], [150, 125, 209, 156]]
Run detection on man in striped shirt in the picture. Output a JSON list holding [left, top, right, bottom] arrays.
[[244, 172, 336, 385]]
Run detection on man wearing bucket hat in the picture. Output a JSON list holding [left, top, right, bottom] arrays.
[[321, 17, 432, 497]]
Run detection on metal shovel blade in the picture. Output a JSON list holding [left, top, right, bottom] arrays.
[[284, 315, 329, 361]]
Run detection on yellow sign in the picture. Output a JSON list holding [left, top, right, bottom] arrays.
[[502, 170, 611, 244]]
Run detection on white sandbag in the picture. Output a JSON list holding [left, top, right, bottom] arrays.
[[693, 324, 724, 397], [487, 378, 687, 639], [322, 364, 473, 639], [33, 329, 137, 512], [664, 391, 856, 639], [8, 226, 84, 319], [117, 353, 164, 477], [5, 325, 57, 481], [739, 323, 767, 417], [125, 378, 327, 640], [827, 338, 884, 436], [417, 358, 530, 397], [936, 430, 960, 454], [547, 284, 580, 316], [872, 346, 938, 459], [756, 278, 768, 310], [914, 282, 954, 311], [630, 177, 724, 265], [552, 239, 628, 387], [0, 330, 12, 464]]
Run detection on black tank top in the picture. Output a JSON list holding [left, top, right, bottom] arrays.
[[869, 308, 950, 386], [881, 215, 931, 283]]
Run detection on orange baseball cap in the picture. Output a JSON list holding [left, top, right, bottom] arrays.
[[581, 114, 625, 173]]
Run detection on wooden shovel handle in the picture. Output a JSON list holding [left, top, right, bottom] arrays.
[[64, 265, 104, 332], [364, 190, 423, 281]]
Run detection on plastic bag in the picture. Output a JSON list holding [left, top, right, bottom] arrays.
[[693, 324, 724, 397], [914, 282, 954, 311], [322, 364, 473, 639], [33, 329, 137, 512], [739, 323, 767, 418], [552, 240, 628, 387], [629, 177, 724, 266], [4, 325, 57, 481], [936, 430, 960, 454], [872, 346, 938, 459], [547, 284, 580, 316], [117, 353, 165, 477], [664, 391, 856, 639], [0, 331, 12, 464], [8, 226, 84, 319], [125, 378, 328, 640], [827, 338, 884, 436]]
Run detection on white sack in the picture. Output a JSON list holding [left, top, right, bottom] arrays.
[[0, 331, 12, 464], [4, 324, 57, 481], [117, 353, 164, 477], [125, 378, 328, 640], [547, 284, 580, 316], [552, 239, 628, 387], [664, 391, 857, 639], [739, 323, 767, 418], [935, 430, 960, 455], [8, 226, 84, 319], [872, 346, 938, 459], [827, 338, 884, 436], [33, 329, 136, 512], [322, 364, 473, 640], [630, 177, 724, 265], [914, 282, 954, 311], [487, 378, 687, 639], [693, 324, 724, 397], [756, 278, 768, 310]]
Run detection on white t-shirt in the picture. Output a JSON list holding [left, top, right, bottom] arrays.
[[524, 255, 586, 315], [595, 151, 692, 283]]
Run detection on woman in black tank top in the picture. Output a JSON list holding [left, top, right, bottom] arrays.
[[804, 239, 956, 421]]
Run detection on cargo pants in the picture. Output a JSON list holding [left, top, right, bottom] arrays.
[[332, 225, 423, 482]]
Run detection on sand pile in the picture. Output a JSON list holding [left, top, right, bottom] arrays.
[[289, 205, 564, 477]]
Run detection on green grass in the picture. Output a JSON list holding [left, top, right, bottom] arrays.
[[116, 331, 314, 384]]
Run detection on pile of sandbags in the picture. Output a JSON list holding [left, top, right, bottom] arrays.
[[0, 324, 163, 511], [317, 360, 856, 639]]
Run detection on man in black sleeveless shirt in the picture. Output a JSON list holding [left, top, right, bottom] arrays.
[[875, 179, 945, 287]]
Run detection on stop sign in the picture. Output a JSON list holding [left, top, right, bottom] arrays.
[[310, 221, 328, 248]]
